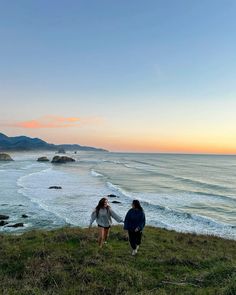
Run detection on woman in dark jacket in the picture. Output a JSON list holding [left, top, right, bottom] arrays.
[[124, 200, 146, 255]]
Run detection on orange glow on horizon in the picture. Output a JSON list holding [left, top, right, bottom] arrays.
[[116, 138, 236, 154], [2, 114, 236, 154]]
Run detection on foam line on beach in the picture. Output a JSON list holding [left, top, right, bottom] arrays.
[[17, 167, 53, 188]]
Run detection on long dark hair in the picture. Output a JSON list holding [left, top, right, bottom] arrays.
[[132, 200, 143, 211], [96, 197, 109, 217]]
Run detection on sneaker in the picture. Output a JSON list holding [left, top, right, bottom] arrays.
[[136, 245, 139, 251], [132, 249, 136, 256]]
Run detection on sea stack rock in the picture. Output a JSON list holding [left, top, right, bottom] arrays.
[[7, 223, 24, 228], [57, 148, 66, 154], [48, 186, 62, 189], [0, 153, 13, 161], [107, 194, 119, 198], [51, 156, 75, 164], [0, 214, 9, 220], [0, 220, 8, 226], [37, 156, 49, 162]]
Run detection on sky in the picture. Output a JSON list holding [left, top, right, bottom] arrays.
[[0, 0, 236, 153]]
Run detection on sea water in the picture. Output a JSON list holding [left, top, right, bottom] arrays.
[[0, 151, 236, 240]]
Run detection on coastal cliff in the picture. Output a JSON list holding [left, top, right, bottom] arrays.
[[0, 132, 108, 152]]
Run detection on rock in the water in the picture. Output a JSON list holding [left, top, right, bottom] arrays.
[[22, 214, 28, 218], [0, 214, 9, 220], [0, 220, 8, 226], [37, 156, 49, 162], [107, 194, 119, 198], [7, 223, 24, 228], [0, 153, 13, 161], [48, 186, 62, 189], [111, 201, 121, 204], [51, 156, 75, 164]]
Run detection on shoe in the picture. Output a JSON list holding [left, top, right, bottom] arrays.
[[136, 245, 139, 251], [132, 249, 137, 256]]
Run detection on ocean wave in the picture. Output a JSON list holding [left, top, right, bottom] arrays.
[[121, 163, 232, 192], [90, 169, 104, 177], [131, 160, 159, 166], [190, 191, 236, 204], [21, 162, 48, 170], [143, 200, 236, 239], [102, 159, 124, 165], [0, 163, 13, 168], [123, 164, 173, 177], [17, 168, 53, 188], [106, 182, 133, 198], [174, 176, 231, 192], [77, 160, 102, 164], [104, 181, 236, 239]]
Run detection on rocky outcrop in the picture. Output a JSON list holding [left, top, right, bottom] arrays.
[[51, 156, 75, 164], [7, 223, 24, 228], [0, 214, 9, 220], [107, 194, 119, 198], [48, 186, 62, 189], [111, 201, 121, 204], [0, 220, 8, 226], [22, 214, 28, 218], [0, 153, 13, 161], [37, 156, 49, 162]]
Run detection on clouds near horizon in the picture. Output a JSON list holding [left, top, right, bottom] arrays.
[[2, 115, 104, 129]]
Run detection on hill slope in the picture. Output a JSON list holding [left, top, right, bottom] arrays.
[[0, 226, 235, 294]]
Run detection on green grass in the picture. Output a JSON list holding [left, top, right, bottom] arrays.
[[0, 226, 236, 294]]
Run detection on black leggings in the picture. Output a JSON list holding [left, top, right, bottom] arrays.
[[128, 230, 142, 250]]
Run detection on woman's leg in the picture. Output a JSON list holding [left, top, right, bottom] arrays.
[[136, 231, 142, 246], [104, 227, 110, 243], [128, 230, 136, 250], [98, 227, 105, 247]]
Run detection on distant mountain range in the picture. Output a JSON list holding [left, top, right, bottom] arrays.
[[0, 133, 108, 152]]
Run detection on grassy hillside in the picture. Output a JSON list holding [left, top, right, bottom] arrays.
[[0, 226, 236, 295]]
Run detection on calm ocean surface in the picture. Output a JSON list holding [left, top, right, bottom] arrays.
[[0, 151, 236, 239]]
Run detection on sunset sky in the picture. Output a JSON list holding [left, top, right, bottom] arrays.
[[1, 1, 236, 153]]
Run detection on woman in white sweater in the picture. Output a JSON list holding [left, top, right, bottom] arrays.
[[89, 197, 123, 248]]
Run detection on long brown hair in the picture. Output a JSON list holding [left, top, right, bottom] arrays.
[[95, 197, 109, 217], [132, 200, 143, 211]]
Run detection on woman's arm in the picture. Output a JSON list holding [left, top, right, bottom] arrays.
[[89, 210, 96, 227], [110, 209, 123, 223]]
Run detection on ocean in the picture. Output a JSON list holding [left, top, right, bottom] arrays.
[[0, 151, 236, 240]]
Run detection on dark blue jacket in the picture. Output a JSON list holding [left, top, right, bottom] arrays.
[[124, 208, 146, 231]]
